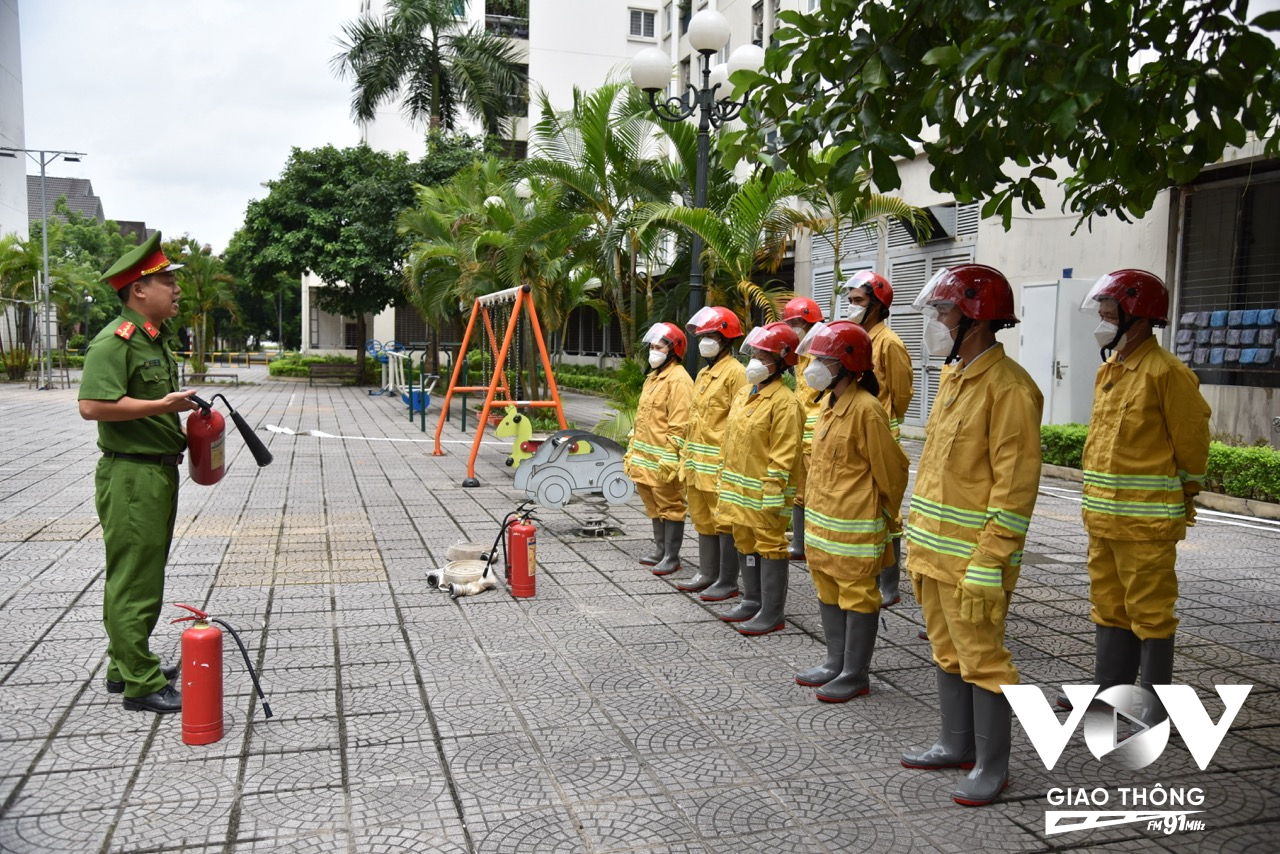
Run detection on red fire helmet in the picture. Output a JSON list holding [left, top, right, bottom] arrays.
[[686, 305, 744, 339], [641, 322, 687, 359], [913, 264, 1018, 324], [782, 296, 824, 325], [844, 270, 894, 309], [1080, 269, 1169, 325], [797, 320, 873, 373], [741, 321, 800, 366]]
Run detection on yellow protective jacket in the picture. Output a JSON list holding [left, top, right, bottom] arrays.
[[869, 322, 914, 442], [793, 353, 824, 452], [806, 382, 910, 580], [624, 361, 693, 487], [681, 354, 748, 492], [1081, 337, 1211, 541], [906, 345, 1044, 586], [716, 378, 804, 529]]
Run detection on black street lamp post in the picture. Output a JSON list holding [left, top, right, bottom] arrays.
[[630, 10, 763, 375]]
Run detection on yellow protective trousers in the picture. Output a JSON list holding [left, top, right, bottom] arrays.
[[687, 484, 727, 536], [917, 573, 1020, 694], [810, 567, 880, 613], [1087, 536, 1179, 640], [636, 481, 687, 522], [731, 522, 788, 561]]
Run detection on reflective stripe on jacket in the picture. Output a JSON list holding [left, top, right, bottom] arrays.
[[805, 382, 910, 580], [869, 322, 914, 442], [715, 378, 804, 529], [794, 353, 823, 450], [1081, 337, 1211, 541], [905, 344, 1044, 586], [681, 354, 748, 492], [624, 361, 693, 487]]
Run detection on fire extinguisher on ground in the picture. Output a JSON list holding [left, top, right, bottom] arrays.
[[480, 501, 539, 599], [186, 393, 274, 486], [171, 603, 273, 745]]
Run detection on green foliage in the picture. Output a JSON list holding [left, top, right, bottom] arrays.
[[2, 346, 31, 380], [1040, 423, 1280, 503], [746, 1, 1280, 227], [268, 353, 359, 378], [1040, 423, 1091, 469]]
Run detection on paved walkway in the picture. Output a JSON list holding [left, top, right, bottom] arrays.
[[0, 376, 1277, 853]]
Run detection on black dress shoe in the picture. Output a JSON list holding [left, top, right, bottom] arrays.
[[107, 663, 179, 694], [123, 683, 182, 713]]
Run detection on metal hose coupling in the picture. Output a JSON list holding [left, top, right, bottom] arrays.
[[448, 575, 497, 599]]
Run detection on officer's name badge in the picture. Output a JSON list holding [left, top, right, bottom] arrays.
[[114, 321, 136, 340], [143, 358, 162, 367]]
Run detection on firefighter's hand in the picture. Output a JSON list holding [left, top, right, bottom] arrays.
[[958, 566, 1006, 625], [162, 390, 200, 413], [1184, 496, 1197, 526], [658, 458, 677, 483]]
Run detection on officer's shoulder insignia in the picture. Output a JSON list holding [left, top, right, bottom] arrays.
[[114, 321, 136, 340], [142, 321, 160, 339]]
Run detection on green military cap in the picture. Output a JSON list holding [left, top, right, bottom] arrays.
[[102, 231, 184, 290]]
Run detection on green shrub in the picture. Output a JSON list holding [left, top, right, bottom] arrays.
[[1040, 423, 1090, 469], [268, 353, 357, 378], [1040, 423, 1280, 503]]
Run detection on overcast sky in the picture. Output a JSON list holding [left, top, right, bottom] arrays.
[[20, 1, 362, 253]]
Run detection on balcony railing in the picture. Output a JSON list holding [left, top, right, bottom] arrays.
[[486, 14, 529, 39]]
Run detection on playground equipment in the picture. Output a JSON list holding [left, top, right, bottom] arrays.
[[513, 429, 634, 509], [433, 285, 567, 486], [495, 405, 537, 469]]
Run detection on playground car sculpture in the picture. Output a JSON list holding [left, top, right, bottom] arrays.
[[513, 429, 634, 509]]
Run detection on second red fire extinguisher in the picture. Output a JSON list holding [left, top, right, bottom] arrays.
[[185, 393, 274, 486], [507, 509, 537, 598], [171, 603, 274, 746]]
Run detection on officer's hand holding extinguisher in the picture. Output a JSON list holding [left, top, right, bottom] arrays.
[[164, 389, 201, 414]]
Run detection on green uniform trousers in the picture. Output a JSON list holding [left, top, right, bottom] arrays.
[[96, 457, 179, 698]]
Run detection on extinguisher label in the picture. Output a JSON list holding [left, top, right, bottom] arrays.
[[528, 537, 536, 576], [210, 434, 225, 472]]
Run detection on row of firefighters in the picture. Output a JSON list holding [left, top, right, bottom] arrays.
[[621, 264, 1211, 808]]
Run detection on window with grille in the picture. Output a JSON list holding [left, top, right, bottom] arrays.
[[629, 8, 657, 40], [1176, 174, 1280, 389]]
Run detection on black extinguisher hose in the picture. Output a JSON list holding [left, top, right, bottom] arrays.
[[211, 618, 274, 719]]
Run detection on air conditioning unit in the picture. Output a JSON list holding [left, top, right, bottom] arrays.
[[752, 24, 764, 44]]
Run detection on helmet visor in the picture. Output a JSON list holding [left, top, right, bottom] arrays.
[[686, 306, 719, 335], [795, 322, 830, 357], [641, 323, 671, 347], [912, 268, 956, 321]]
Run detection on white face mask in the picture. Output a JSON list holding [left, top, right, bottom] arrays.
[[698, 337, 721, 359], [802, 359, 834, 391], [846, 303, 867, 324], [1094, 320, 1126, 352], [745, 358, 771, 385], [648, 349, 668, 369], [925, 318, 956, 357]]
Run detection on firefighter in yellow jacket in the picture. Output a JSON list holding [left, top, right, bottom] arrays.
[[714, 322, 805, 635], [674, 306, 749, 598], [899, 265, 1043, 808], [1056, 270, 1210, 725], [793, 320, 909, 702], [782, 297, 825, 560], [843, 270, 914, 606], [625, 322, 693, 576]]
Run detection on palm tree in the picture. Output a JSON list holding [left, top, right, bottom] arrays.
[[0, 232, 40, 379], [332, 0, 527, 137], [165, 237, 238, 369]]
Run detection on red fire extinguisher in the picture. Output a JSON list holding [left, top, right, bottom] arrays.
[[508, 508, 538, 598], [186, 393, 275, 486], [171, 603, 273, 746]]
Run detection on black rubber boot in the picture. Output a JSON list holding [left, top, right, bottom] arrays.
[[718, 553, 760, 622], [901, 668, 975, 770], [879, 540, 902, 606], [737, 557, 788, 635], [700, 534, 740, 601], [1057, 624, 1141, 710], [794, 602, 845, 686], [676, 534, 719, 592], [1139, 634, 1176, 725], [639, 518, 664, 566], [788, 504, 806, 560], [953, 686, 1012, 806], [651, 520, 685, 576], [816, 610, 879, 702]]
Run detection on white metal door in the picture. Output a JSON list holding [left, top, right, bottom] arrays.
[[1020, 283, 1060, 425]]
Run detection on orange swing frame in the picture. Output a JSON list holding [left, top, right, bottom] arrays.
[[432, 284, 567, 485]]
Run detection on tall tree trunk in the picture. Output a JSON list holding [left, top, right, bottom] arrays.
[[355, 313, 368, 385]]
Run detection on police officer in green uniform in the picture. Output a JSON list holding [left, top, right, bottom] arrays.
[[78, 231, 197, 713]]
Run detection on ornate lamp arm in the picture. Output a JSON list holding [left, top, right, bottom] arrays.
[[647, 87, 698, 124]]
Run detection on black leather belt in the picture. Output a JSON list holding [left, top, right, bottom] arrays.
[[102, 451, 184, 466]]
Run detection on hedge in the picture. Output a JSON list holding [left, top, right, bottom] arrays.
[[1041, 424, 1280, 504]]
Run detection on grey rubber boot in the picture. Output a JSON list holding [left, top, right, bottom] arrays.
[[952, 686, 1012, 806], [700, 533, 740, 601], [1057, 624, 1141, 710], [651, 520, 685, 576], [878, 539, 902, 606], [788, 504, 806, 560], [794, 602, 845, 686], [718, 553, 760, 621], [901, 668, 976, 770], [639, 518, 664, 566], [816, 610, 879, 702], [1139, 634, 1176, 725], [737, 557, 788, 635], [676, 534, 719, 592]]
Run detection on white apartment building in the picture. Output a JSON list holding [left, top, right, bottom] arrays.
[[0, 0, 26, 240], [308, 0, 1280, 445]]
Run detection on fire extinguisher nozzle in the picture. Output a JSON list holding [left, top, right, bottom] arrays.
[[262, 701, 274, 719]]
